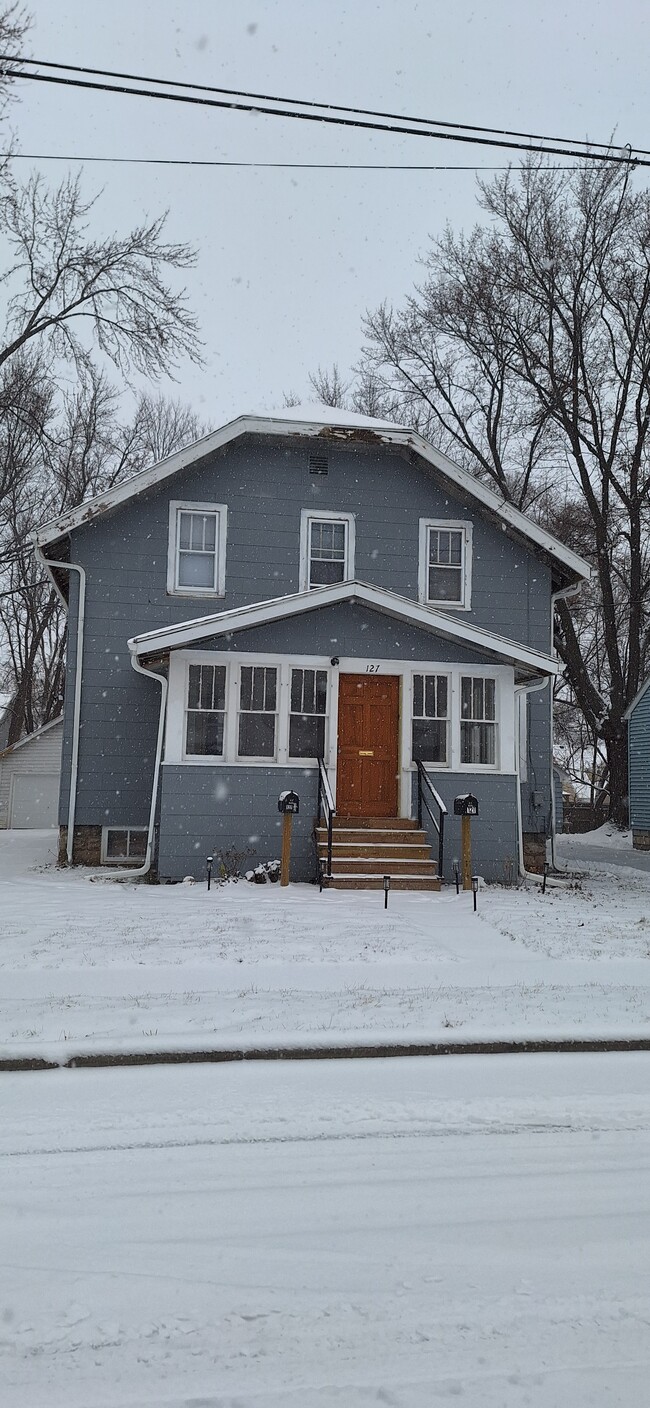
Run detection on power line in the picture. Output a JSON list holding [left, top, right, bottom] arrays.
[[3, 153, 589, 172], [8, 54, 638, 159], [2, 60, 645, 168]]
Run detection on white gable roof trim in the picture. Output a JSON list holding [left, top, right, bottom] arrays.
[[33, 411, 590, 586], [128, 580, 562, 678], [623, 678, 650, 720], [0, 714, 63, 759]]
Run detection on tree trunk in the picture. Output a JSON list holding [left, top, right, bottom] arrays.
[[602, 717, 629, 826]]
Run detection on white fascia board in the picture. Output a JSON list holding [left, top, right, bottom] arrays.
[[0, 714, 63, 759], [128, 579, 561, 678], [32, 412, 591, 586]]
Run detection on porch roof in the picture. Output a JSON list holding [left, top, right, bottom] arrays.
[[128, 580, 562, 681]]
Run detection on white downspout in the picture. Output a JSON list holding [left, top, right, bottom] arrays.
[[35, 547, 85, 866], [94, 651, 168, 882], [549, 582, 582, 868], [515, 676, 551, 882]]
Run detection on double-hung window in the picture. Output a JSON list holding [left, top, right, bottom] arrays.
[[460, 676, 497, 765], [300, 510, 355, 591], [419, 520, 472, 608], [289, 668, 328, 757], [412, 673, 449, 765], [168, 501, 227, 596], [185, 663, 226, 756], [238, 665, 278, 758]]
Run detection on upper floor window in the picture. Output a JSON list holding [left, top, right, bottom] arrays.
[[167, 501, 227, 596], [300, 510, 355, 591], [419, 520, 472, 609], [460, 675, 497, 765]]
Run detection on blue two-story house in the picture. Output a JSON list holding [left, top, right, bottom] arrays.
[[33, 406, 590, 886]]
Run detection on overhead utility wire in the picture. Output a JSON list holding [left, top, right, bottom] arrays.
[[4, 154, 596, 171], [7, 54, 637, 159], [2, 63, 645, 167]]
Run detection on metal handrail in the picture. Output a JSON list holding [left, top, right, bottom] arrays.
[[317, 757, 336, 887], [415, 759, 447, 881]]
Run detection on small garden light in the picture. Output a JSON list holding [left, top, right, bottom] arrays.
[[206, 854, 214, 891], [452, 858, 460, 895], [383, 874, 390, 909], [471, 875, 479, 912]]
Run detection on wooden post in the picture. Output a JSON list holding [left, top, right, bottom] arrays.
[[280, 811, 293, 887], [461, 815, 472, 890]]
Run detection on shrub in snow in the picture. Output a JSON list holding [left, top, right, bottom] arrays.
[[246, 860, 281, 884]]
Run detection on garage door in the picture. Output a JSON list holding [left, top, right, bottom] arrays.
[[9, 773, 59, 828]]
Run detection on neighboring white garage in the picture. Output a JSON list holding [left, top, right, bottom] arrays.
[[0, 717, 63, 829]]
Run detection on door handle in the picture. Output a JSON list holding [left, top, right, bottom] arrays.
[[358, 749, 374, 757]]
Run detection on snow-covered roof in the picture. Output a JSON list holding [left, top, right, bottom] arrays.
[[33, 408, 591, 587], [128, 579, 562, 680]]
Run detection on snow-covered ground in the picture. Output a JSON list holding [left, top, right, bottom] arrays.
[[2, 830, 650, 1058], [3, 1053, 650, 1406]]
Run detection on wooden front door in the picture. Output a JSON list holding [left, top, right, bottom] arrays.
[[336, 674, 400, 817]]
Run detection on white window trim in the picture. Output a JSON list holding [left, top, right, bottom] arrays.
[[411, 671, 452, 769], [101, 825, 148, 865], [167, 652, 334, 768], [165, 652, 515, 813], [299, 509, 355, 593], [418, 519, 473, 611], [236, 663, 280, 763], [167, 500, 227, 598]]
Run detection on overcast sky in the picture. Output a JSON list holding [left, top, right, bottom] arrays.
[[12, 0, 650, 423]]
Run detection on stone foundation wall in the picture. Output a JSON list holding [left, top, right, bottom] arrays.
[[522, 831, 547, 874], [633, 829, 650, 851], [58, 825, 102, 866]]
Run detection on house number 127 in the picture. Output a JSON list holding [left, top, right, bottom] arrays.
[[365, 664, 380, 673]]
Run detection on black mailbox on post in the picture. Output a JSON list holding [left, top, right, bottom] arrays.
[[278, 790, 300, 815], [454, 793, 479, 817]]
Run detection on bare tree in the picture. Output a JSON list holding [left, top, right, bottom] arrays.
[[0, 173, 201, 378], [320, 158, 650, 824], [0, 361, 208, 744]]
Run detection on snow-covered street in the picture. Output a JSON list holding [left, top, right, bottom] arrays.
[[2, 831, 650, 1060], [2, 1052, 650, 1407]]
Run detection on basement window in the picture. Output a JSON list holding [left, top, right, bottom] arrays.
[[101, 826, 148, 865]]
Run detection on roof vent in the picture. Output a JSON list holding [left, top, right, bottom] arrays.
[[309, 451, 329, 475]]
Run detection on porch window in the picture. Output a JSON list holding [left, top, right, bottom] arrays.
[[419, 520, 472, 608], [238, 665, 278, 758], [185, 663, 226, 756], [168, 501, 227, 596], [289, 667, 328, 757], [412, 673, 449, 764], [300, 510, 355, 591], [460, 676, 497, 765]]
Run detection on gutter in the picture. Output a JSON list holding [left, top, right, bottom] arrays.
[[35, 547, 85, 867], [94, 651, 168, 882], [514, 676, 552, 883]]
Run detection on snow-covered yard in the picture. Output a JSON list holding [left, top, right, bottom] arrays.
[[2, 830, 650, 1058], [3, 1052, 650, 1406]]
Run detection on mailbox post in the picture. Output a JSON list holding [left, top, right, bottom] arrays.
[[278, 790, 299, 886], [453, 794, 479, 891]]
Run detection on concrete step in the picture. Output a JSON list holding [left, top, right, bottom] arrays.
[[322, 874, 441, 891], [326, 857, 438, 876], [331, 816, 418, 830], [316, 827, 430, 846], [317, 842, 432, 861]]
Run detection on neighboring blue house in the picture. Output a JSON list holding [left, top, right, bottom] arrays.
[[33, 406, 590, 886], [624, 680, 650, 849]]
